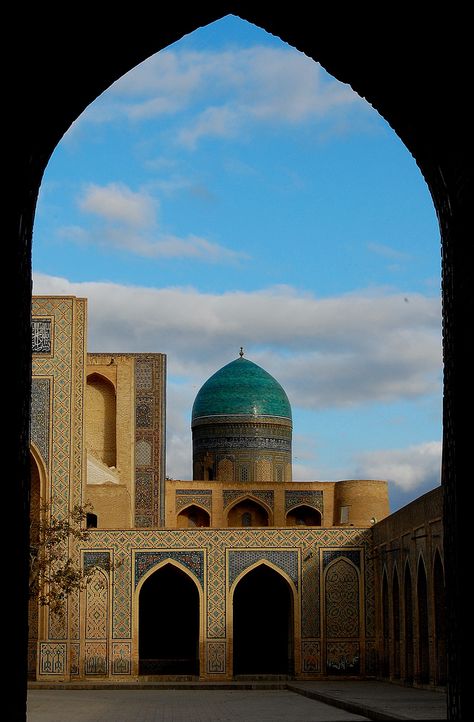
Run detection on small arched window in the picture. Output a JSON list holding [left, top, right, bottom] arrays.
[[86, 512, 98, 529], [241, 512, 252, 527]]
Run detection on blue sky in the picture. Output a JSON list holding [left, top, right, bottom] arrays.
[[32, 14, 442, 512]]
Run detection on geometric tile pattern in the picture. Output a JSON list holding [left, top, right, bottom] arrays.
[[135, 550, 205, 587], [206, 641, 226, 673], [286, 490, 323, 512], [325, 557, 360, 637], [228, 549, 299, 589], [223, 489, 274, 509], [364, 549, 376, 638], [323, 549, 361, 570], [84, 642, 108, 675], [79, 526, 372, 652], [112, 549, 131, 640], [302, 547, 320, 637], [32, 297, 87, 646], [301, 640, 321, 673], [135, 360, 153, 390], [133, 355, 166, 527], [136, 438, 152, 466], [135, 472, 153, 515], [112, 642, 132, 675], [83, 551, 111, 572], [30, 377, 51, 466], [40, 508, 374, 677], [39, 642, 67, 675], [326, 641, 360, 674], [70, 643, 80, 676], [85, 570, 109, 639], [48, 600, 67, 641], [176, 489, 212, 512]]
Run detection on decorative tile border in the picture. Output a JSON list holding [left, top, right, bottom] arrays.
[[301, 640, 321, 673], [285, 490, 323, 512], [207, 641, 226, 673], [135, 550, 205, 587], [112, 642, 132, 675], [228, 549, 299, 589], [39, 642, 67, 675]]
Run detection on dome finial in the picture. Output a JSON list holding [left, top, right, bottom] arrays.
[[239, 346, 244, 358]]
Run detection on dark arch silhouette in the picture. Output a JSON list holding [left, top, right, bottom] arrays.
[[392, 566, 401, 679], [139, 563, 200, 676], [417, 557, 430, 684], [286, 505, 322, 526], [404, 562, 414, 684], [177, 504, 210, 527], [381, 569, 390, 678], [227, 498, 270, 526], [8, 7, 470, 718], [433, 550, 446, 685], [28, 451, 42, 679], [232, 564, 294, 676]]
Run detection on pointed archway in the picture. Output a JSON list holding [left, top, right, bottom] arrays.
[[232, 563, 294, 676], [138, 563, 200, 676], [417, 557, 430, 684], [381, 569, 390, 678], [227, 498, 270, 527], [392, 566, 401, 679], [404, 562, 414, 684], [177, 504, 210, 528], [433, 550, 446, 685]]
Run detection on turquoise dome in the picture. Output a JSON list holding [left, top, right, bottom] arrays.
[[192, 357, 292, 421]]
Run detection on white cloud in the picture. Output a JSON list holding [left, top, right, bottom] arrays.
[[367, 242, 411, 261], [79, 182, 156, 227], [354, 441, 442, 492], [32, 274, 442, 407], [77, 44, 368, 146], [177, 105, 241, 149], [32, 273, 442, 487], [67, 181, 244, 262]]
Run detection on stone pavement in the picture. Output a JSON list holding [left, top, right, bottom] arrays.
[[27, 680, 447, 721], [288, 680, 447, 720]]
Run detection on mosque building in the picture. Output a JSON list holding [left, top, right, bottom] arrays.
[[29, 295, 445, 685]]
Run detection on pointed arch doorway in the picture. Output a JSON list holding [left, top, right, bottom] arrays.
[[138, 563, 200, 676], [232, 564, 294, 677]]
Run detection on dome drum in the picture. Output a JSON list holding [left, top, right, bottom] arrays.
[[192, 356, 293, 483]]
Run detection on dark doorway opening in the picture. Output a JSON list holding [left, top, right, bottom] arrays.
[[433, 551, 446, 685], [233, 564, 293, 676], [392, 568, 401, 679], [404, 563, 414, 684], [139, 564, 199, 676], [417, 560, 430, 684]]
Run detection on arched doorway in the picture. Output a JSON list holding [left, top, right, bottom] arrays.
[[232, 564, 294, 676], [404, 562, 414, 684], [227, 499, 270, 527], [138, 563, 200, 676], [286, 505, 321, 526], [177, 504, 210, 527], [433, 550, 446, 685], [381, 569, 390, 678], [417, 558, 430, 684], [392, 567, 401, 679]]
